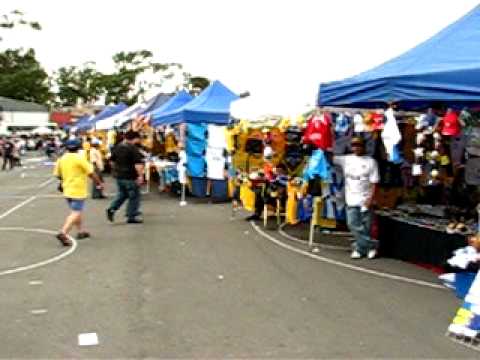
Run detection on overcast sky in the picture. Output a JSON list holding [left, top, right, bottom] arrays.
[[2, 0, 479, 115]]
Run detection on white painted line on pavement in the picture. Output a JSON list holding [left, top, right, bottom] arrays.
[[37, 177, 55, 189], [78, 333, 99, 346], [0, 195, 30, 199], [0, 196, 37, 221], [0, 227, 77, 277], [29, 280, 43, 286], [36, 194, 63, 199], [30, 309, 48, 315], [278, 223, 351, 251], [24, 157, 47, 163], [251, 221, 445, 290]]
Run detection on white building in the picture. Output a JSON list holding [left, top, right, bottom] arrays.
[[0, 97, 50, 134]]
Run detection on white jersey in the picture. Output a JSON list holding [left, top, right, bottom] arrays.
[[334, 154, 379, 207]]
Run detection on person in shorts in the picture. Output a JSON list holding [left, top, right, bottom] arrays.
[[53, 139, 103, 246]]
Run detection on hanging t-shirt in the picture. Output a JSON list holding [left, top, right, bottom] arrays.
[[353, 113, 366, 133], [177, 150, 187, 184], [381, 107, 402, 162], [303, 113, 333, 150], [165, 133, 177, 153], [303, 149, 331, 181], [334, 113, 351, 134], [441, 111, 461, 137], [207, 124, 227, 149], [270, 128, 286, 154], [205, 147, 226, 180], [334, 155, 379, 207], [225, 126, 240, 153], [371, 112, 385, 131], [187, 123, 207, 142]]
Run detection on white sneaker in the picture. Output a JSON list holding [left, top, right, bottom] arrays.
[[367, 249, 378, 259], [351, 250, 362, 259]]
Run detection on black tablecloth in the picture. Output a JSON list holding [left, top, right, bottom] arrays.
[[377, 215, 468, 266]]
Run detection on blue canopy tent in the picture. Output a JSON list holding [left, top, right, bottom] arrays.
[[73, 115, 94, 132], [89, 103, 128, 129], [149, 90, 194, 127], [318, 5, 480, 110], [152, 81, 239, 126], [140, 94, 172, 115]]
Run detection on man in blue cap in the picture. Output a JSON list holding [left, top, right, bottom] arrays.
[[54, 138, 104, 246]]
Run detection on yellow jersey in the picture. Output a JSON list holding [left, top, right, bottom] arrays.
[[54, 152, 94, 199]]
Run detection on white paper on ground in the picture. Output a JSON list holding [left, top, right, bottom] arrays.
[[78, 333, 99, 346]]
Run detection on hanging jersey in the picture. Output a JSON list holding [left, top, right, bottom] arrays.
[[303, 113, 333, 150], [441, 112, 461, 137]]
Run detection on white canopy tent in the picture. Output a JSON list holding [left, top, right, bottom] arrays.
[[230, 95, 309, 122], [31, 126, 53, 135], [95, 96, 159, 130]]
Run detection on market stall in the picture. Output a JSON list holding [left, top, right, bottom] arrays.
[[145, 81, 239, 201], [316, 5, 480, 265]]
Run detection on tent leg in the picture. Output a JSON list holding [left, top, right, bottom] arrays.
[[309, 220, 315, 248], [180, 183, 187, 206]]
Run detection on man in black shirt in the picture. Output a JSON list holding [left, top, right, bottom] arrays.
[[106, 130, 145, 223], [2, 139, 15, 171]]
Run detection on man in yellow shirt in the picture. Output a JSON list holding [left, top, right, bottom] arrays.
[[53, 139, 103, 246]]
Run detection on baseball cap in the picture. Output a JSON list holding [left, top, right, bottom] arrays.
[[65, 138, 81, 150], [351, 136, 364, 146]]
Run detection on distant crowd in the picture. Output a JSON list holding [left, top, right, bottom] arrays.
[[0, 135, 64, 170]]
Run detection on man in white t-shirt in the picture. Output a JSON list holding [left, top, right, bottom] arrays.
[[334, 136, 379, 259]]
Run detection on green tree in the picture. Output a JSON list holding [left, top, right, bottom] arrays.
[[0, 10, 41, 41], [183, 74, 210, 95], [54, 62, 104, 106], [0, 10, 49, 104], [101, 50, 182, 105], [0, 48, 52, 104]]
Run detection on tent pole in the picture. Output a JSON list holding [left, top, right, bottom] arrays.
[[180, 183, 187, 206]]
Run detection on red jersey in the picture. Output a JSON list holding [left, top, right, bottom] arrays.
[[441, 111, 461, 136], [303, 113, 333, 150]]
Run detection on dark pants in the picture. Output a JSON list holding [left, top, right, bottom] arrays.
[[108, 179, 141, 220], [91, 167, 104, 199], [2, 155, 13, 170]]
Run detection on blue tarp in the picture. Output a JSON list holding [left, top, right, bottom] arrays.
[[150, 90, 194, 127], [152, 81, 239, 125], [318, 5, 480, 110]]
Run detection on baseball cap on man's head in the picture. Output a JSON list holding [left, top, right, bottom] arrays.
[[125, 130, 140, 141], [351, 136, 364, 146], [65, 138, 81, 150]]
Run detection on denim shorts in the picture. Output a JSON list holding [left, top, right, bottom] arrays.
[[66, 198, 85, 211]]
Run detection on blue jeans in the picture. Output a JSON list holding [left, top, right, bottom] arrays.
[[346, 206, 377, 255], [108, 179, 140, 220]]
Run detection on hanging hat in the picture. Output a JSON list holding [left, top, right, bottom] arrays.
[[263, 145, 274, 159]]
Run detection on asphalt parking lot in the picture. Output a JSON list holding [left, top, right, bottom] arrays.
[[0, 156, 476, 358]]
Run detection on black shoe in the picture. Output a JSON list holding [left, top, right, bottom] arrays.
[[127, 217, 143, 224], [77, 232, 90, 239], [106, 209, 115, 222], [126, 211, 142, 218], [245, 214, 261, 221], [56, 233, 72, 246]]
